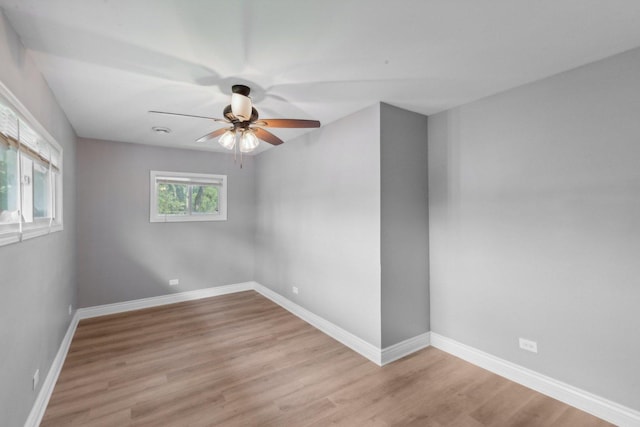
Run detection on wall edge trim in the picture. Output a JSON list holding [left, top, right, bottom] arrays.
[[28, 286, 636, 427], [24, 312, 80, 427], [381, 332, 431, 365], [252, 282, 383, 365], [430, 332, 640, 426], [75, 282, 255, 319]]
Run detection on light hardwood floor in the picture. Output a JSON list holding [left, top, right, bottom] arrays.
[[42, 291, 612, 426]]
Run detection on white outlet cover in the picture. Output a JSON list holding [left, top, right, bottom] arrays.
[[169, 279, 179, 286], [68, 304, 72, 315], [292, 286, 299, 294], [519, 338, 538, 353]]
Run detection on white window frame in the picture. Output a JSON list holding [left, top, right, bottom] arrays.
[[0, 81, 63, 247], [150, 170, 227, 223]]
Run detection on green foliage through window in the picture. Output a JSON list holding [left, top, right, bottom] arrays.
[[157, 183, 219, 216], [191, 185, 219, 214], [0, 144, 18, 214]]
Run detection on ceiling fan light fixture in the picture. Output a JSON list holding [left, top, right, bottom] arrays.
[[239, 129, 259, 153], [231, 93, 252, 122], [218, 129, 237, 150], [150, 85, 321, 165]]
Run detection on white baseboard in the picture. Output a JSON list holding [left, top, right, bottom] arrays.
[[252, 282, 383, 365], [381, 332, 431, 365], [24, 282, 255, 427], [24, 311, 80, 427], [30, 284, 638, 427], [430, 333, 640, 427], [76, 282, 254, 319]]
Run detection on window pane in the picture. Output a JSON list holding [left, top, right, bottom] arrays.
[[51, 170, 58, 219], [190, 185, 219, 214], [150, 171, 226, 223], [33, 162, 50, 219], [21, 156, 33, 223], [0, 94, 63, 245], [0, 143, 19, 224], [157, 183, 188, 215]]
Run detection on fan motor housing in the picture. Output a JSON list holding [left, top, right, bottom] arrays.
[[231, 84, 251, 96], [223, 104, 259, 125]]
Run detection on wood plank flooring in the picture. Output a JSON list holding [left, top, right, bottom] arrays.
[[42, 291, 612, 426]]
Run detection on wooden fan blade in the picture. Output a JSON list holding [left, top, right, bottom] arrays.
[[254, 119, 320, 128], [149, 110, 228, 122], [196, 128, 228, 143], [253, 128, 284, 146]]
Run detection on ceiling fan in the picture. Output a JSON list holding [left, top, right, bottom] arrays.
[[149, 84, 321, 154]]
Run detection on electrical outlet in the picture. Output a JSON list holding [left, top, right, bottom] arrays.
[[33, 369, 39, 390], [68, 304, 72, 316], [292, 286, 299, 295], [519, 338, 538, 353], [169, 279, 179, 286]]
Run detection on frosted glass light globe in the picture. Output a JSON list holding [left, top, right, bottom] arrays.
[[218, 129, 236, 150], [239, 130, 259, 153]]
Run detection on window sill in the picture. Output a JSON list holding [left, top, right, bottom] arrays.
[[0, 223, 63, 247], [150, 214, 227, 223], [0, 231, 20, 246], [22, 226, 51, 240]]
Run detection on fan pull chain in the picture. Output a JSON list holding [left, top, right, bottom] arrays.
[[234, 138, 238, 164]]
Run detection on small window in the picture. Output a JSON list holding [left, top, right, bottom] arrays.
[[150, 170, 227, 222]]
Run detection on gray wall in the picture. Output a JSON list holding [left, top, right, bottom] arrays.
[[76, 138, 255, 307], [0, 11, 77, 427], [254, 105, 382, 347], [380, 103, 430, 348], [428, 47, 640, 410]]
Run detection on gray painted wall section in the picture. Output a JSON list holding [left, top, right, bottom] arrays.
[[428, 47, 640, 410], [380, 103, 429, 348], [0, 11, 77, 427], [76, 138, 255, 307], [254, 105, 382, 347]]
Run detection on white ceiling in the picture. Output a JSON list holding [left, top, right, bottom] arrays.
[[1, 0, 640, 153]]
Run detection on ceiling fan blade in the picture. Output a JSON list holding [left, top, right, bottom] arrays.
[[253, 128, 284, 146], [254, 119, 321, 128], [196, 128, 228, 143], [149, 110, 228, 122]]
